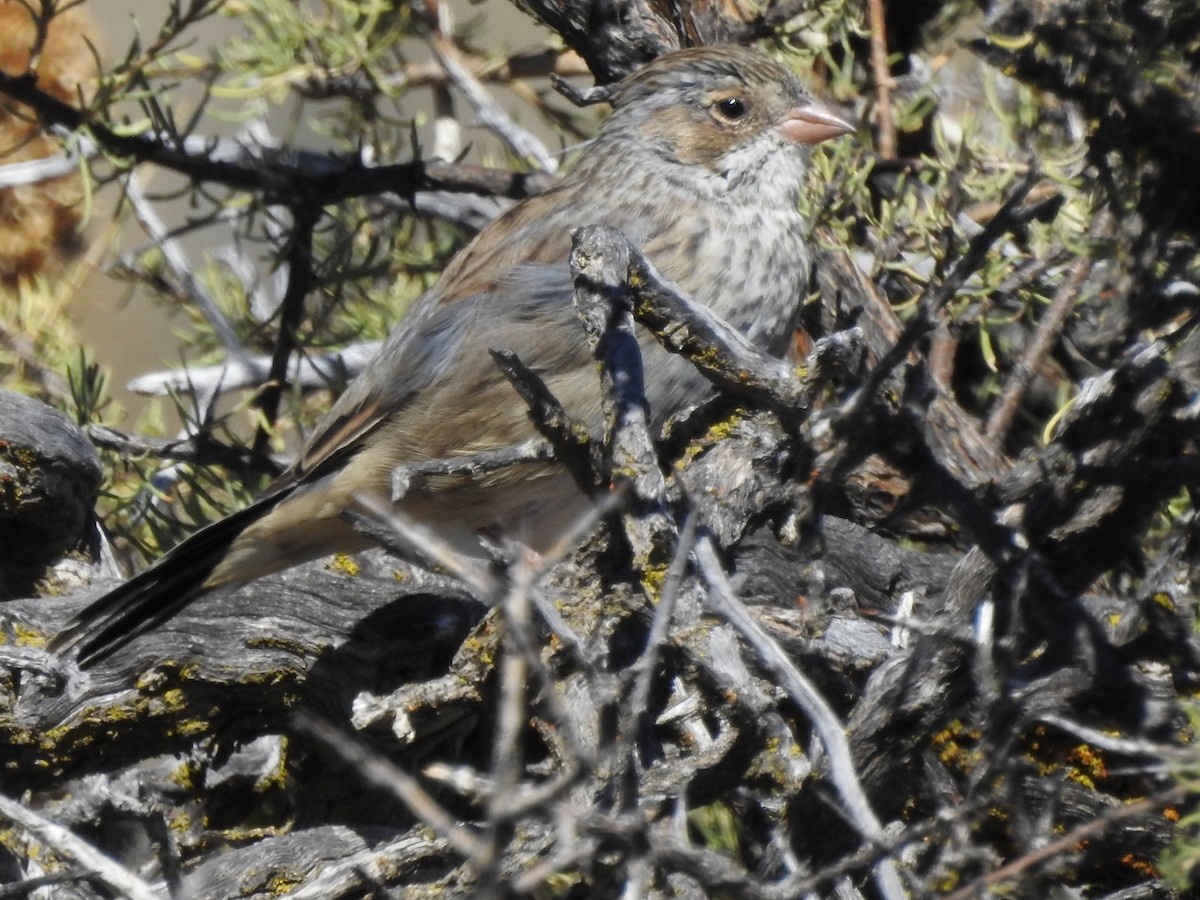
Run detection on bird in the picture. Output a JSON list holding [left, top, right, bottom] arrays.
[[53, 44, 854, 666]]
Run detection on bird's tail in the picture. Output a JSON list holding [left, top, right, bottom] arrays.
[[52, 491, 290, 668]]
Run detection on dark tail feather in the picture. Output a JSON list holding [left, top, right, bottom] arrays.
[[52, 492, 289, 668]]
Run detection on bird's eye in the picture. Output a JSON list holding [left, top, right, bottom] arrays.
[[715, 96, 747, 120]]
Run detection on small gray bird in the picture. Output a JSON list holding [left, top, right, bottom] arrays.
[[55, 44, 853, 666]]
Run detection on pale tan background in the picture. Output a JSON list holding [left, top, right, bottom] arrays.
[[75, 0, 549, 422]]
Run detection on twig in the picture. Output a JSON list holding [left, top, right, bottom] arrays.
[[985, 256, 1088, 440], [570, 224, 677, 566], [623, 245, 813, 417], [0, 873, 82, 897], [490, 348, 604, 492], [693, 536, 907, 900], [475, 557, 537, 895], [0, 792, 161, 900], [0, 144, 81, 186], [623, 512, 698, 742], [285, 832, 448, 899], [86, 424, 285, 477], [293, 48, 589, 100], [0, 73, 555, 203], [1036, 713, 1186, 759], [251, 203, 318, 458], [123, 172, 247, 361], [125, 340, 380, 398], [433, 35, 558, 173], [570, 225, 820, 424], [854, 171, 1046, 413], [489, 576, 600, 820], [942, 785, 1185, 900], [389, 439, 557, 501], [292, 712, 487, 861], [346, 496, 497, 597], [426, 0, 461, 163], [551, 72, 618, 108], [867, 0, 896, 159], [388, 188, 510, 232]]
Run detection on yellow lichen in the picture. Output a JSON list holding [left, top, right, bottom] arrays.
[[11, 625, 45, 648], [931, 720, 984, 773], [327, 554, 360, 576]]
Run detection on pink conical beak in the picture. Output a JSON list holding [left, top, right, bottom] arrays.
[[780, 100, 854, 145]]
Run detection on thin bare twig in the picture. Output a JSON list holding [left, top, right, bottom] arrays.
[[0, 792, 160, 900], [474, 557, 536, 895], [251, 204, 318, 459], [125, 340, 380, 398], [942, 785, 1186, 900], [0, 73, 554, 202], [285, 832, 448, 899], [623, 512, 698, 741], [433, 35, 558, 173], [854, 172, 1046, 413], [426, 0, 462, 163], [293, 47, 588, 99], [123, 172, 246, 361], [490, 347, 604, 492], [86, 424, 285, 477], [292, 712, 487, 861], [0, 873, 81, 897], [985, 256, 1088, 440], [867, 0, 895, 159], [693, 536, 907, 900], [389, 439, 557, 501]]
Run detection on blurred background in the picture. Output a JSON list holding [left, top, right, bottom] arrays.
[[19, 0, 562, 423]]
